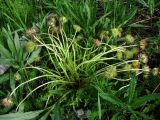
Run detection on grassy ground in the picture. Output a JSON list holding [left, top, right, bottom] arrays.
[[0, 0, 160, 119]]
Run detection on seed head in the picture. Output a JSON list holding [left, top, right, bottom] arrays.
[[99, 30, 109, 40], [132, 60, 140, 68], [50, 26, 60, 33], [143, 65, 150, 73], [111, 28, 122, 38], [125, 34, 135, 44], [123, 64, 132, 71], [105, 66, 117, 80], [124, 50, 134, 60], [26, 40, 36, 53], [93, 39, 102, 47], [60, 16, 68, 24], [152, 68, 159, 76], [142, 65, 150, 79], [2, 96, 13, 107], [47, 13, 58, 27], [14, 72, 21, 81], [73, 24, 81, 32], [116, 51, 123, 60], [25, 28, 37, 39], [139, 53, 148, 64], [140, 39, 147, 50], [131, 47, 139, 55]]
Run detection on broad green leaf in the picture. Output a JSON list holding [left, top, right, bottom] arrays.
[[0, 110, 43, 120], [0, 58, 12, 65], [27, 47, 41, 64], [2, 28, 16, 56], [9, 71, 16, 97], [51, 104, 62, 120], [128, 76, 137, 103], [99, 92, 124, 107], [0, 73, 10, 84], [39, 105, 55, 120], [130, 93, 160, 109], [0, 44, 12, 59]]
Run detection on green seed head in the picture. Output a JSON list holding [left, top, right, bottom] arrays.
[[14, 72, 21, 81], [99, 30, 109, 40], [116, 51, 123, 60], [111, 28, 122, 38], [60, 16, 68, 24], [142, 65, 150, 79], [125, 34, 135, 44], [140, 39, 147, 50], [142, 65, 150, 74], [26, 41, 36, 53], [124, 50, 134, 60], [152, 68, 159, 76], [131, 47, 139, 55], [73, 24, 82, 32], [123, 64, 132, 71], [105, 66, 117, 80], [140, 53, 148, 64], [132, 60, 140, 68]]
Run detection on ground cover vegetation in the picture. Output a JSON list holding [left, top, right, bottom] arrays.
[[0, 0, 160, 119]]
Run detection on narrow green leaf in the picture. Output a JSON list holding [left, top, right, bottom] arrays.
[[111, 113, 120, 120], [27, 47, 41, 64], [128, 76, 137, 103], [138, 0, 148, 7], [0, 110, 43, 120], [98, 92, 101, 120], [14, 32, 20, 54]]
